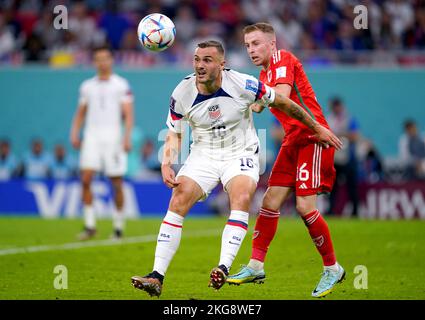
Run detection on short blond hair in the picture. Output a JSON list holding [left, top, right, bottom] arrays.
[[243, 23, 275, 35]]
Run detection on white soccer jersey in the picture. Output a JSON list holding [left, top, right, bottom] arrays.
[[79, 74, 133, 141], [166, 69, 269, 160]]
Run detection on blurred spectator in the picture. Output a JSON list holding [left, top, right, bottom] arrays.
[[50, 144, 76, 180], [22, 139, 52, 180], [327, 96, 360, 217], [0, 139, 18, 181], [140, 138, 160, 172], [241, 0, 274, 23], [270, 6, 303, 50], [0, 14, 16, 59], [33, 9, 61, 49], [173, 5, 197, 45], [359, 143, 384, 183], [1, 0, 425, 67], [69, 1, 105, 49], [133, 138, 161, 180], [385, 0, 415, 46], [22, 32, 45, 61], [399, 119, 425, 180], [99, 1, 131, 50]]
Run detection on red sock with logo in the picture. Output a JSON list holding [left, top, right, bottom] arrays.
[[251, 208, 280, 262], [302, 209, 336, 266]]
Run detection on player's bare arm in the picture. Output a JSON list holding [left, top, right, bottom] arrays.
[[122, 101, 134, 152], [70, 104, 87, 149], [271, 93, 343, 150], [161, 130, 182, 188], [251, 84, 291, 113]]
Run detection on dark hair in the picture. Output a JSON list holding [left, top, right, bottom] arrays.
[[92, 45, 113, 55], [329, 96, 343, 108], [197, 40, 225, 56], [404, 119, 416, 130], [243, 22, 275, 35]]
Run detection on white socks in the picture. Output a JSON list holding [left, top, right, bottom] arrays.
[[219, 210, 249, 271], [248, 259, 264, 271], [153, 211, 184, 276], [113, 209, 125, 231], [83, 205, 96, 229], [324, 262, 340, 273], [84, 205, 125, 232]]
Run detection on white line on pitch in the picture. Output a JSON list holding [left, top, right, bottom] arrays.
[[0, 229, 221, 256]]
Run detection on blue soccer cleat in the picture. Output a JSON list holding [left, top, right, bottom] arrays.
[[226, 265, 266, 285], [312, 264, 346, 298]]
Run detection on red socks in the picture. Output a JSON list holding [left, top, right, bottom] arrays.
[[251, 208, 280, 262], [250, 207, 336, 267], [302, 209, 336, 266]]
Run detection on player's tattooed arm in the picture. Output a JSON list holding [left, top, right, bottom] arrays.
[[162, 130, 182, 188], [276, 93, 319, 131], [271, 93, 343, 150]]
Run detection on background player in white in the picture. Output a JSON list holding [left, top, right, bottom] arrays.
[[131, 40, 341, 297], [70, 46, 134, 240]]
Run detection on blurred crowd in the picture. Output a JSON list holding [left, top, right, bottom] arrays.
[[1, 0, 425, 67], [2, 97, 424, 185], [0, 137, 162, 181]]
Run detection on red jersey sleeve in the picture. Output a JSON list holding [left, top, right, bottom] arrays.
[[272, 50, 295, 87]]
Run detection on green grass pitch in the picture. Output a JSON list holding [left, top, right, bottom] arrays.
[[0, 216, 424, 300]]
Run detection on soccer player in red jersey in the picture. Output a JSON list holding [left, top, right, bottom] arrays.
[[227, 23, 346, 298]]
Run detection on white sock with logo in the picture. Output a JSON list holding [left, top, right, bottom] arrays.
[[83, 205, 96, 229], [219, 210, 249, 272], [153, 210, 184, 276], [113, 208, 125, 231]]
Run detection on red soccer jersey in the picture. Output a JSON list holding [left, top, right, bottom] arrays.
[[259, 49, 330, 146]]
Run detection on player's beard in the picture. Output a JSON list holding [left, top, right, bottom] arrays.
[[197, 70, 218, 85]]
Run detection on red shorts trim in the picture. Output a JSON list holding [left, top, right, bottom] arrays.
[[268, 143, 336, 196]]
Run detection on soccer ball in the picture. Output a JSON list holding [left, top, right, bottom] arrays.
[[137, 13, 176, 52]]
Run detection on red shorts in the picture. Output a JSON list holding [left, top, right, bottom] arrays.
[[268, 143, 336, 196]]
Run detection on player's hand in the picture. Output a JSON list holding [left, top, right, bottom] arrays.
[[161, 164, 180, 188], [70, 134, 80, 149], [250, 103, 265, 113], [123, 137, 132, 152], [310, 125, 343, 150]]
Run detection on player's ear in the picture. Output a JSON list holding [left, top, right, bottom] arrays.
[[220, 59, 226, 70]]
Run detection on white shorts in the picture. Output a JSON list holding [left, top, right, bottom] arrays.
[[79, 137, 127, 177], [176, 149, 260, 201]]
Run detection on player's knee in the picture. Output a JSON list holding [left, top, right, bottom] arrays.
[[295, 200, 315, 216], [169, 189, 191, 212], [231, 191, 252, 208], [262, 191, 280, 212]]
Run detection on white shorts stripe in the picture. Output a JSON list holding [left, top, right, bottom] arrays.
[[317, 145, 322, 188], [312, 144, 317, 188]]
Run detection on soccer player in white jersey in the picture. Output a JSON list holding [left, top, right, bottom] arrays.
[[70, 46, 134, 240], [131, 40, 341, 297]]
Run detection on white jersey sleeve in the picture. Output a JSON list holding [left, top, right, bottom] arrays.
[[225, 70, 273, 106], [166, 95, 185, 133], [120, 79, 134, 104], [78, 81, 89, 106]]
